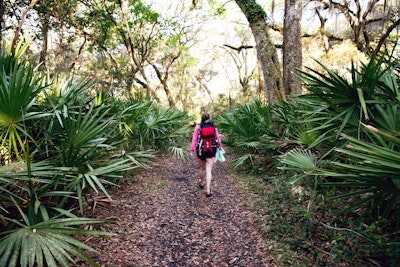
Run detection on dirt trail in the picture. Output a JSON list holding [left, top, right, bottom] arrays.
[[80, 152, 274, 267]]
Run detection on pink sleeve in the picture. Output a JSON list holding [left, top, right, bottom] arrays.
[[216, 129, 222, 149], [190, 124, 200, 153]]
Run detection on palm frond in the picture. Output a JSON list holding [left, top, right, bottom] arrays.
[[279, 148, 317, 171], [318, 133, 400, 216], [0, 58, 48, 159], [0, 217, 113, 267], [232, 154, 255, 168], [168, 146, 187, 159]]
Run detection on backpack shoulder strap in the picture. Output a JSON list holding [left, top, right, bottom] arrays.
[[200, 121, 214, 128]]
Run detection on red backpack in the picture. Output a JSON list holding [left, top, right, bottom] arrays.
[[196, 122, 217, 157]]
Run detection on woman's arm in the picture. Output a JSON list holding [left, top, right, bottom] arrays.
[[215, 129, 222, 149], [190, 124, 200, 154]]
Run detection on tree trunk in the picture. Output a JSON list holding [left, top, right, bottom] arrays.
[[0, 0, 3, 48], [150, 62, 176, 107], [224, 44, 254, 102], [234, 0, 284, 104], [11, 0, 39, 53], [316, 9, 329, 52], [319, 0, 379, 53], [373, 18, 400, 57], [39, 12, 50, 71], [283, 0, 303, 97], [118, 0, 158, 101]]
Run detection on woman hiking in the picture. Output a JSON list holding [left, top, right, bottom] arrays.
[[190, 112, 223, 197]]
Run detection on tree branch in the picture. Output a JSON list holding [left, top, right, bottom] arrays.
[[223, 44, 254, 53], [373, 18, 400, 56], [11, 0, 39, 53]]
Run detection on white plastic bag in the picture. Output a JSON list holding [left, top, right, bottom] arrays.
[[214, 149, 226, 163]]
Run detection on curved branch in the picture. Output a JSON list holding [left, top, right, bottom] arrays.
[[11, 0, 39, 53], [373, 18, 400, 56]]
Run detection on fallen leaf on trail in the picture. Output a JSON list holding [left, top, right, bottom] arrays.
[[78, 153, 276, 267]]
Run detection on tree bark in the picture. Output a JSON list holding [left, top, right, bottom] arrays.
[[318, 0, 379, 53], [0, 0, 3, 48], [39, 12, 50, 71], [283, 0, 303, 97], [151, 62, 176, 107], [224, 44, 255, 102], [316, 9, 329, 52], [117, 0, 158, 100], [11, 0, 39, 53], [373, 18, 400, 57], [234, 0, 284, 104], [148, 49, 183, 108]]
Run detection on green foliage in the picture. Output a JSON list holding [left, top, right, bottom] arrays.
[[128, 0, 159, 24], [0, 216, 112, 267], [297, 58, 399, 142], [0, 158, 115, 266], [0, 42, 48, 160], [280, 148, 317, 172], [0, 41, 191, 267], [53, 105, 133, 212], [0, 160, 69, 222], [75, 0, 166, 100], [270, 99, 324, 149], [218, 99, 322, 173], [117, 99, 190, 153], [33, 81, 137, 214], [218, 100, 272, 145], [42, 75, 94, 109], [0, 40, 30, 74], [217, 100, 275, 173], [222, 56, 400, 266]]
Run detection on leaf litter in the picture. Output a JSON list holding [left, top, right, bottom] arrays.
[[78, 153, 276, 267]]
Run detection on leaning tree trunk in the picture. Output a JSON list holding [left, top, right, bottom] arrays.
[[283, 0, 303, 97], [234, 0, 284, 104], [0, 0, 3, 48], [11, 0, 39, 53]]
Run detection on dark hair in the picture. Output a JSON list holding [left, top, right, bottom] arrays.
[[201, 112, 210, 122]]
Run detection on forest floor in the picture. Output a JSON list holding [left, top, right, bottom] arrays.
[[78, 151, 277, 267]]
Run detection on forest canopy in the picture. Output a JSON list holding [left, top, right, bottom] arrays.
[[1, 0, 398, 110]]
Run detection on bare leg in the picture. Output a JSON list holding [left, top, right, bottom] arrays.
[[198, 158, 206, 187], [205, 157, 214, 195]]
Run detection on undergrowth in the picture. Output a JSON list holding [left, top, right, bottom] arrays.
[[230, 167, 387, 266]]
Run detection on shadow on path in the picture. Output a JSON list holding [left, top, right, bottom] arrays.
[[80, 153, 274, 267]]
